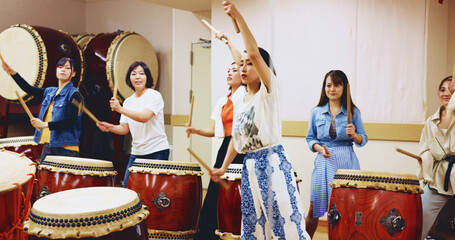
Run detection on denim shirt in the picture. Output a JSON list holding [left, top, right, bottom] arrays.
[[306, 102, 368, 152], [34, 82, 82, 147]]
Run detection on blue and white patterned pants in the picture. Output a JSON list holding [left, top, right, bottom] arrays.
[[241, 145, 310, 240]]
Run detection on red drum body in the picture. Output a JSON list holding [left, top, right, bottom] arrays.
[[0, 24, 83, 103], [128, 159, 202, 239], [216, 164, 242, 240], [429, 197, 455, 239], [0, 149, 36, 240], [0, 136, 43, 162], [328, 170, 423, 240], [36, 156, 116, 199], [24, 187, 149, 240]]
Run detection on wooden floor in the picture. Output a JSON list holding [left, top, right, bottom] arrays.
[[313, 221, 329, 240]]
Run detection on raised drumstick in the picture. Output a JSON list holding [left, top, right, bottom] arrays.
[[347, 83, 351, 124], [187, 148, 229, 189], [201, 19, 228, 44], [15, 91, 39, 131], [0, 50, 5, 63], [187, 95, 195, 138], [71, 99, 100, 124], [396, 148, 422, 165]]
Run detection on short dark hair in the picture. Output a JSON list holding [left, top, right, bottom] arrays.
[[125, 61, 154, 90], [56, 57, 76, 71]]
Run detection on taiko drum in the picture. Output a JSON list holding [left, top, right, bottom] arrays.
[[24, 187, 149, 239], [127, 159, 202, 239], [328, 170, 423, 240], [36, 156, 117, 199]]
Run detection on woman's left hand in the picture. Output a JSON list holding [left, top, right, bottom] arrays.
[[30, 118, 47, 129], [346, 123, 356, 137], [222, 1, 239, 19]]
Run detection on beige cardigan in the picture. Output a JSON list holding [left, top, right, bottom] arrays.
[[418, 106, 455, 195]]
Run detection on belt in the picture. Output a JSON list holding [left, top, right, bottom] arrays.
[[443, 155, 455, 192]]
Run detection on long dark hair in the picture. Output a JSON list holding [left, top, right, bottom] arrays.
[[244, 48, 276, 76], [125, 61, 154, 90], [316, 70, 359, 116]]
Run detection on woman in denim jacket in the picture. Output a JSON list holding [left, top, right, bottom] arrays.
[[305, 70, 368, 237], [2, 57, 83, 161]]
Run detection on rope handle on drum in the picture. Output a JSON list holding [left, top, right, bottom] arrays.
[[0, 177, 34, 240]]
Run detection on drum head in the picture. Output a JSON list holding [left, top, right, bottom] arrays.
[[0, 150, 36, 193], [129, 159, 203, 176], [0, 25, 43, 101], [25, 187, 149, 239], [221, 164, 242, 181], [40, 155, 117, 176], [0, 136, 36, 148], [107, 32, 159, 100]]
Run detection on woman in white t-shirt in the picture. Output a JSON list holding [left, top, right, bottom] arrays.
[[97, 61, 170, 187], [211, 1, 310, 239]]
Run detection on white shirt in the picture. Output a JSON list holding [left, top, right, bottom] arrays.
[[232, 70, 281, 154], [120, 89, 169, 155], [211, 86, 247, 138]]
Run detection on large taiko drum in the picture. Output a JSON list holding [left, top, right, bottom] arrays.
[[71, 33, 95, 52], [328, 170, 423, 239], [429, 197, 455, 239], [0, 136, 43, 162], [83, 31, 158, 101], [0, 149, 36, 240], [0, 24, 83, 103], [216, 164, 242, 240], [24, 187, 149, 239], [127, 159, 203, 239], [36, 156, 117, 199]]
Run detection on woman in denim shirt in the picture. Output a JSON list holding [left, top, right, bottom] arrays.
[[2, 58, 83, 161], [305, 70, 367, 237]]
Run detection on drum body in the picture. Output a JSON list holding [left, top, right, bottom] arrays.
[[328, 170, 423, 240], [429, 197, 455, 239], [24, 187, 149, 240], [0, 136, 43, 162], [128, 159, 202, 239], [36, 156, 116, 199], [0, 24, 83, 103], [216, 164, 242, 240], [71, 33, 95, 52], [0, 149, 36, 240]]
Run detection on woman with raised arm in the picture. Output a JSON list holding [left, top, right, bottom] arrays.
[[305, 70, 367, 237], [419, 76, 455, 239], [2, 58, 83, 161], [211, 1, 310, 239], [97, 61, 169, 188], [186, 30, 246, 240]]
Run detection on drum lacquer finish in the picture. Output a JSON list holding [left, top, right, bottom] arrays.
[[0, 149, 36, 240], [36, 156, 116, 199], [328, 170, 423, 240], [24, 187, 149, 239], [0, 136, 43, 162], [0, 24, 83, 103], [128, 159, 202, 239], [216, 164, 242, 240]]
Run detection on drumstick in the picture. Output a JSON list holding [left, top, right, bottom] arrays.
[[112, 79, 118, 111], [0, 50, 5, 63], [347, 83, 351, 124], [395, 148, 422, 165], [15, 91, 40, 131], [201, 19, 228, 44], [71, 99, 100, 124], [230, 17, 240, 34], [187, 148, 229, 189], [187, 95, 195, 138]]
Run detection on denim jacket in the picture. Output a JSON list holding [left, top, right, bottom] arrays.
[[306, 102, 368, 152], [34, 82, 82, 147]]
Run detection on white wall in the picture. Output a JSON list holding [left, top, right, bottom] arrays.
[[0, 0, 85, 33]]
